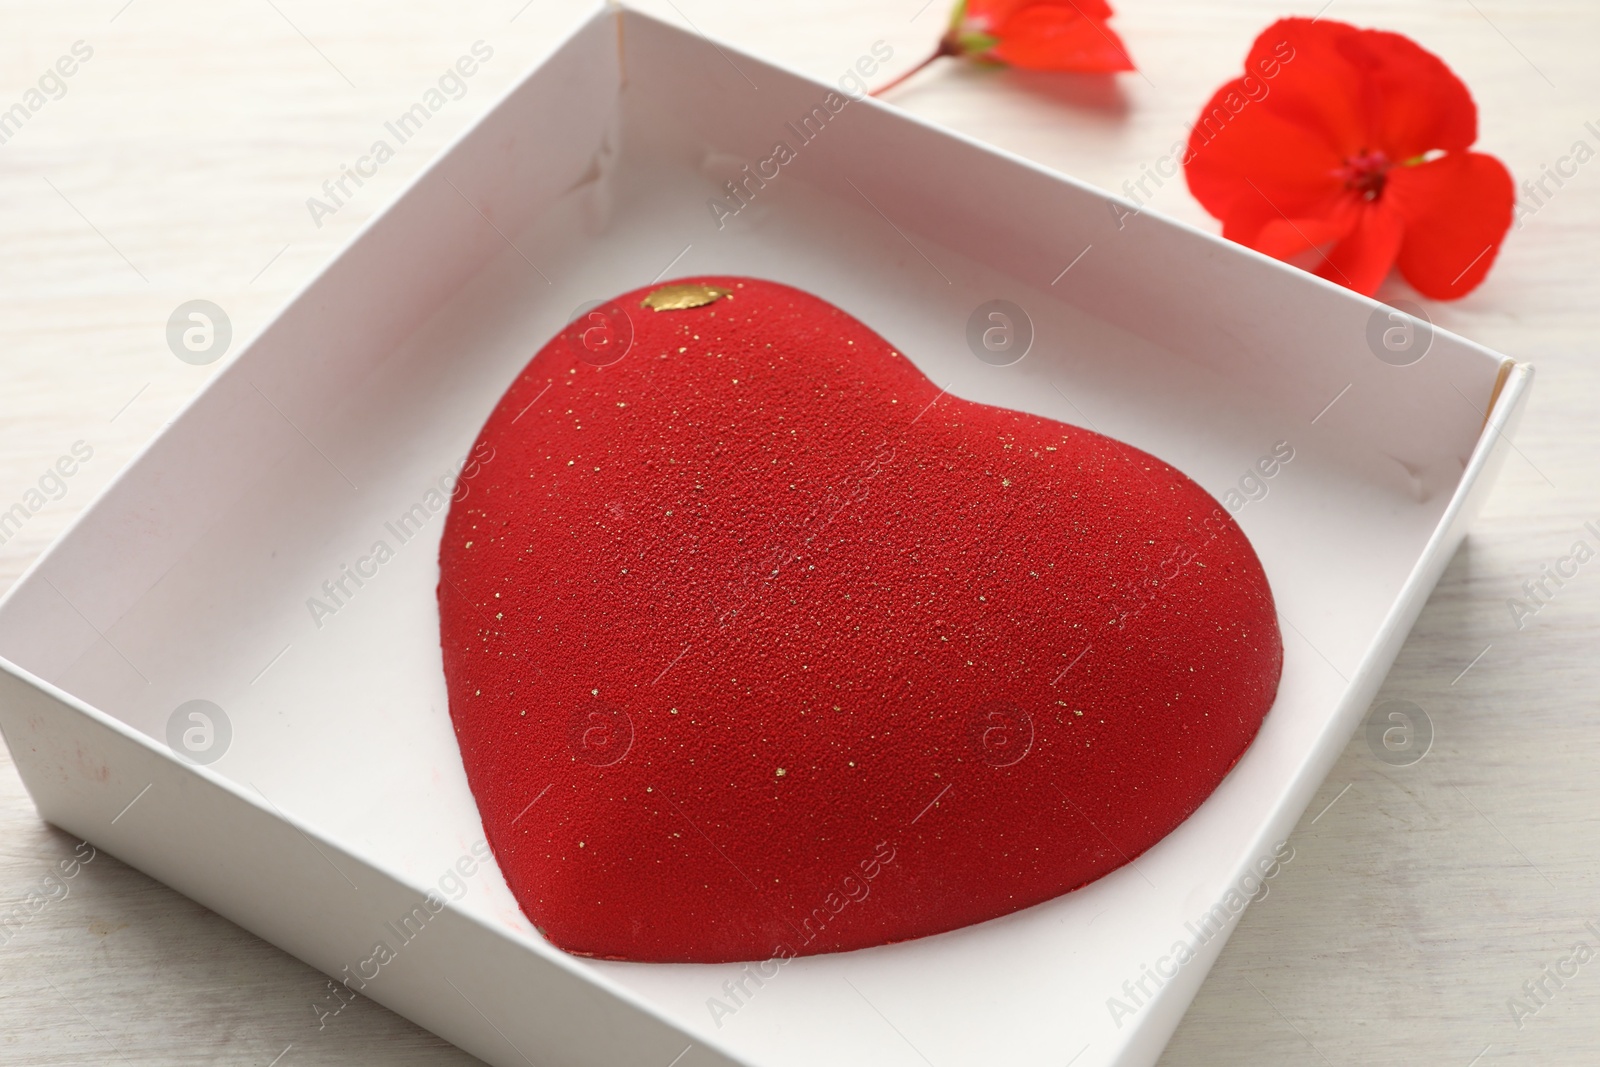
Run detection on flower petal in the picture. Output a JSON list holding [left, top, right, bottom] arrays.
[[1242, 19, 1370, 159], [1341, 27, 1478, 159], [966, 0, 1114, 30], [1316, 198, 1406, 295], [1244, 191, 1360, 260], [1184, 75, 1346, 230], [1387, 152, 1515, 299], [988, 3, 1134, 72]]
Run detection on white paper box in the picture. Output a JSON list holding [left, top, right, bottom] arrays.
[[0, 5, 1530, 1065]]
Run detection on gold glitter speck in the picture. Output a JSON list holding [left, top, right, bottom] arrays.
[[642, 284, 733, 311]]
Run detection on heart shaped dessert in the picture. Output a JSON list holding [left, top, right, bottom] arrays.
[[439, 277, 1281, 963]]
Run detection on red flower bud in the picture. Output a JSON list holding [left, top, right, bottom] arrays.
[[874, 0, 1133, 97]]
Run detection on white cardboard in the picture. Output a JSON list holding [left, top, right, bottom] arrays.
[[0, 6, 1530, 1067]]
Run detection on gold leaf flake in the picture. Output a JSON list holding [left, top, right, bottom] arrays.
[[641, 284, 733, 311]]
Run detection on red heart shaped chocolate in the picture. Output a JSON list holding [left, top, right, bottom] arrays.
[[439, 277, 1281, 963]]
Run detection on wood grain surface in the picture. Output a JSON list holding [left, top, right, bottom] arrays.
[[1, 1, 1595, 1063]]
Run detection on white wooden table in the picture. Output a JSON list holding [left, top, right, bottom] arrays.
[[2, 1, 1595, 1063]]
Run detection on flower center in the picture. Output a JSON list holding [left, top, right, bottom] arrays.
[[1336, 149, 1392, 200]]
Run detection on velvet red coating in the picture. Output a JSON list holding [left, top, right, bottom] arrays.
[[1183, 17, 1514, 299], [438, 277, 1282, 963]]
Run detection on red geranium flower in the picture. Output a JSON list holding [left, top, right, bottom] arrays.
[[873, 0, 1134, 96], [1183, 18, 1514, 299]]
